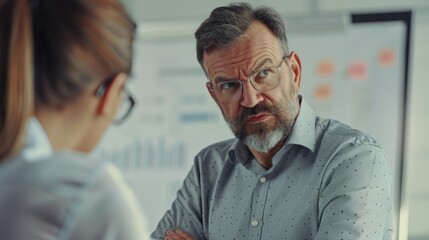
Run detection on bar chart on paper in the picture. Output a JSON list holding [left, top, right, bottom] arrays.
[[99, 137, 188, 170]]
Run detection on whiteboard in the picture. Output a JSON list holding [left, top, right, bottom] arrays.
[[94, 12, 410, 238]]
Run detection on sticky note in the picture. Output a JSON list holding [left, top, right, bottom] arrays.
[[316, 60, 335, 77], [378, 48, 395, 66], [313, 84, 332, 101], [348, 61, 368, 80]]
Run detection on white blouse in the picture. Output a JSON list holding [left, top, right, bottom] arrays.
[[21, 117, 53, 162]]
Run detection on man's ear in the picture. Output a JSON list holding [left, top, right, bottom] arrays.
[[287, 51, 302, 91], [206, 82, 217, 101], [97, 73, 127, 119]]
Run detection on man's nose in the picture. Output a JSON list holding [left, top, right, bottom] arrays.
[[240, 81, 263, 108]]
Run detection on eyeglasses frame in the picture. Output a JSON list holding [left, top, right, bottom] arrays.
[[208, 55, 288, 104], [95, 77, 136, 125]]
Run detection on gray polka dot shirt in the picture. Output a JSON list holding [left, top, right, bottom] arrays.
[[151, 99, 393, 240]]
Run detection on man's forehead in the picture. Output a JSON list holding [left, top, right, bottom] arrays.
[[203, 46, 281, 79], [202, 21, 281, 76]]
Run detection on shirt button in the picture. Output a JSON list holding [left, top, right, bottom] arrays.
[[259, 176, 267, 183], [251, 219, 259, 227]]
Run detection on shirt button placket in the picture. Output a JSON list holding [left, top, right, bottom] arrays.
[[248, 175, 269, 239]]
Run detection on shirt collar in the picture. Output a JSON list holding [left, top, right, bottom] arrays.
[[285, 96, 316, 153], [20, 117, 53, 162], [228, 139, 252, 165]]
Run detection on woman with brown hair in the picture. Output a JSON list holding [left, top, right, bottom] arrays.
[[0, 0, 149, 239]]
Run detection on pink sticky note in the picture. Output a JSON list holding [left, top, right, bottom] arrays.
[[348, 61, 368, 80], [378, 48, 395, 66], [316, 60, 335, 77], [313, 84, 332, 101]]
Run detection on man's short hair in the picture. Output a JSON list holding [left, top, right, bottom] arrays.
[[194, 2, 289, 75]]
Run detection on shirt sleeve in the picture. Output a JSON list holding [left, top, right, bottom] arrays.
[[63, 164, 150, 240], [316, 143, 393, 240], [150, 156, 205, 240]]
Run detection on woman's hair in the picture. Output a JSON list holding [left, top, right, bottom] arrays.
[[0, 0, 136, 160], [195, 2, 289, 76]]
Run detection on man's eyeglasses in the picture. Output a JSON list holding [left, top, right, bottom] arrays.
[[209, 56, 287, 104], [96, 79, 136, 125]]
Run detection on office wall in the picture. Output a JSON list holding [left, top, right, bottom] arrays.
[[403, 9, 429, 240], [117, 1, 429, 239]]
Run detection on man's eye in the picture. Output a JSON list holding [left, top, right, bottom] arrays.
[[219, 81, 240, 90], [257, 69, 270, 79]]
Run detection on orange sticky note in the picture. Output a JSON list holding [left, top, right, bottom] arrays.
[[316, 60, 335, 77], [313, 84, 332, 101], [378, 48, 395, 66], [348, 61, 368, 80]]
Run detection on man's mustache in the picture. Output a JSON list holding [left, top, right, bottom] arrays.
[[236, 103, 281, 123]]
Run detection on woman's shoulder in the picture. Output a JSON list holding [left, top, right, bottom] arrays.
[[0, 151, 149, 240], [0, 150, 121, 198]]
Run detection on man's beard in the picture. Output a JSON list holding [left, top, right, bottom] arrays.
[[225, 96, 299, 153]]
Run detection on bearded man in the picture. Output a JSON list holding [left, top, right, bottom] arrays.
[[151, 3, 393, 240]]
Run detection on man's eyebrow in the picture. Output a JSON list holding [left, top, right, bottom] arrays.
[[249, 58, 275, 76], [213, 76, 237, 84], [212, 58, 275, 84]]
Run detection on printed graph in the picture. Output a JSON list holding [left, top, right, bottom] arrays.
[[98, 137, 187, 169]]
